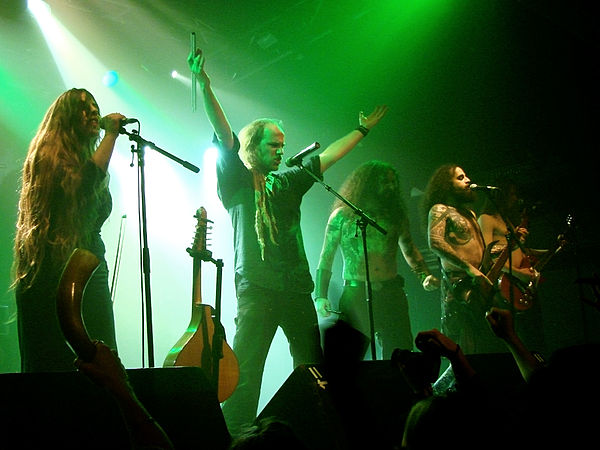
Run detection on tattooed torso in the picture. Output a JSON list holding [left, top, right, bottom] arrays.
[[428, 204, 485, 273], [331, 210, 400, 281]]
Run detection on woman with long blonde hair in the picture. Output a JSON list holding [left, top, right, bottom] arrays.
[[14, 88, 125, 372]]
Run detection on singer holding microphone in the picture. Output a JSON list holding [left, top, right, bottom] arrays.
[[188, 47, 387, 436], [420, 164, 506, 354], [13, 88, 125, 372]]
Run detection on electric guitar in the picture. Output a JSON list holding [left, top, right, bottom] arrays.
[[163, 207, 239, 402], [453, 216, 529, 313], [499, 214, 573, 311]]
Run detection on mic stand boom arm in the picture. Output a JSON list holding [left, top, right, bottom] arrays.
[[123, 129, 200, 174], [122, 128, 200, 367], [297, 162, 386, 360]]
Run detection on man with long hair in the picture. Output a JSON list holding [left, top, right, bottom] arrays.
[[314, 160, 439, 358], [478, 179, 546, 353], [188, 48, 387, 436], [14, 88, 125, 372], [478, 179, 533, 286], [420, 164, 503, 354]]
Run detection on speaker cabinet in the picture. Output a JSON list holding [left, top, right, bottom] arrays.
[[257, 361, 417, 450], [0, 367, 230, 449], [466, 352, 526, 389]]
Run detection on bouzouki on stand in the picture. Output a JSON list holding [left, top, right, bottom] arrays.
[[163, 207, 239, 403]]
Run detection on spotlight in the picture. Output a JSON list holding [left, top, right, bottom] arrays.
[[102, 70, 119, 87], [27, 0, 51, 16], [171, 70, 179, 78]]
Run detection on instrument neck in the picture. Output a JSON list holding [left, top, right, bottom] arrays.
[[192, 256, 202, 306]]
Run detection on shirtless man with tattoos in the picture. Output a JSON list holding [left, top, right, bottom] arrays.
[[421, 164, 504, 354], [315, 160, 439, 358]]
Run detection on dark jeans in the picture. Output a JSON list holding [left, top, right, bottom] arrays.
[[441, 274, 506, 355], [221, 279, 323, 437]]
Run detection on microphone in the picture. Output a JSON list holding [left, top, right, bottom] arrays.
[[469, 183, 501, 191], [285, 142, 320, 167], [99, 117, 139, 129]]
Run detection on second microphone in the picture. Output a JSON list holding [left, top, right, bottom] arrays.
[[285, 142, 320, 167]]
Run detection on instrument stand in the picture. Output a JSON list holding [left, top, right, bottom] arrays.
[[123, 126, 200, 367], [295, 161, 387, 360], [198, 248, 226, 393]]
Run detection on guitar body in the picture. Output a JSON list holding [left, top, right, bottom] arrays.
[[163, 207, 239, 403], [452, 241, 508, 313], [164, 304, 239, 403], [452, 272, 508, 315], [498, 214, 573, 311], [499, 273, 535, 311]]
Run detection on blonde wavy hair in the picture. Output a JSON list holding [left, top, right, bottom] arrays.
[[14, 88, 102, 288]]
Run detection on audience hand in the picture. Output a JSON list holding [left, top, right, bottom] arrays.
[[415, 329, 459, 358], [485, 307, 517, 342], [75, 340, 130, 395]]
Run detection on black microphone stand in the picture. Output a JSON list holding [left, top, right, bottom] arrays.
[[196, 243, 226, 394], [294, 160, 387, 360], [122, 125, 200, 367]]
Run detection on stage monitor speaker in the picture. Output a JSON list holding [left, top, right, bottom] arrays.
[[0, 367, 230, 450], [257, 361, 417, 450]]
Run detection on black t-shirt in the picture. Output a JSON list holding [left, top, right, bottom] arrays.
[[216, 134, 322, 293]]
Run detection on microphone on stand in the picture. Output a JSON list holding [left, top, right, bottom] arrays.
[[285, 142, 320, 167], [100, 117, 139, 130], [469, 183, 501, 192]]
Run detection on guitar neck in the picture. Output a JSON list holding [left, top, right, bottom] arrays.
[[529, 215, 572, 273], [531, 242, 565, 273], [486, 221, 526, 283], [487, 244, 510, 283]]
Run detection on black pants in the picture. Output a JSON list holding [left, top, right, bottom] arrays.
[[337, 275, 413, 358], [221, 279, 323, 437]]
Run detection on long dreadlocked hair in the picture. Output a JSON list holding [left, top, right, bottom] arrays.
[[333, 160, 408, 228], [13, 88, 102, 288], [238, 118, 284, 259]]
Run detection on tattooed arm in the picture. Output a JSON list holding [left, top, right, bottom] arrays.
[[397, 214, 440, 291], [315, 208, 344, 317]]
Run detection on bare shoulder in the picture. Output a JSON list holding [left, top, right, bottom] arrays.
[[429, 203, 452, 223], [478, 212, 505, 232]]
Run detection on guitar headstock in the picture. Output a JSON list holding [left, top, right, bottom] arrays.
[[187, 206, 212, 257], [556, 213, 574, 250], [565, 213, 574, 229]]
